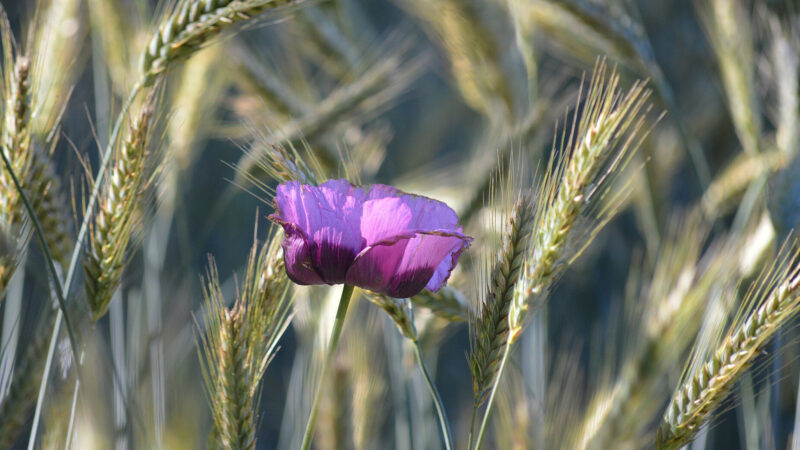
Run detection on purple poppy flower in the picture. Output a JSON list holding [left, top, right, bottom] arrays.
[[269, 179, 472, 298]]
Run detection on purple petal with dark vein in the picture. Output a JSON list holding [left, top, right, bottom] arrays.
[[343, 238, 410, 294], [273, 180, 366, 283], [346, 230, 471, 298]]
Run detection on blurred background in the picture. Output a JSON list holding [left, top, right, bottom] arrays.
[[1, 0, 800, 449]]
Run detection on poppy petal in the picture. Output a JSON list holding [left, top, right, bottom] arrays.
[[272, 180, 365, 283], [346, 230, 471, 298], [359, 192, 461, 245], [270, 219, 324, 285]]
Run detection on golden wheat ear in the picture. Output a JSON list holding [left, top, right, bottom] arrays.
[[468, 61, 653, 450], [83, 102, 154, 321], [573, 212, 750, 449], [520, 60, 651, 322], [0, 52, 34, 298], [199, 228, 292, 449], [140, 0, 303, 86], [470, 196, 535, 407], [657, 241, 800, 449]]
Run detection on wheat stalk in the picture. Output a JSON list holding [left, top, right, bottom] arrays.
[[525, 0, 711, 189], [231, 44, 306, 121], [168, 44, 227, 174], [140, 0, 300, 86], [656, 251, 800, 449], [29, 0, 300, 437], [38, 373, 73, 450], [765, 14, 799, 156], [294, 6, 362, 76], [471, 61, 651, 450], [83, 104, 153, 320], [215, 303, 257, 449], [467, 195, 535, 450], [345, 318, 386, 450], [87, 0, 141, 94], [236, 49, 424, 180], [0, 25, 76, 284], [493, 372, 534, 450], [364, 291, 454, 449], [575, 214, 739, 449]]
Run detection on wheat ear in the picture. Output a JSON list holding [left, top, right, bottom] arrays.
[[411, 286, 469, 322], [472, 61, 651, 450], [656, 252, 800, 449], [366, 294, 416, 340], [31, 0, 83, 135], [26, 145, 72, 265], [575, 215, 732, 449], [467, 197, 534, 450], [83, 104, 153, 320], [470, 197, 535, 407], [703, 150, 786, 217], [522, 62, 649, 303], [140, 0, 300, 86], [200, 231, 292, 449], [215, 301, 258, 449], [0, 57, 32, 296]]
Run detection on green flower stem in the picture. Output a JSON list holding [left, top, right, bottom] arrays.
[[412, 339, 454, 450], [300, 284, 355, 450]]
